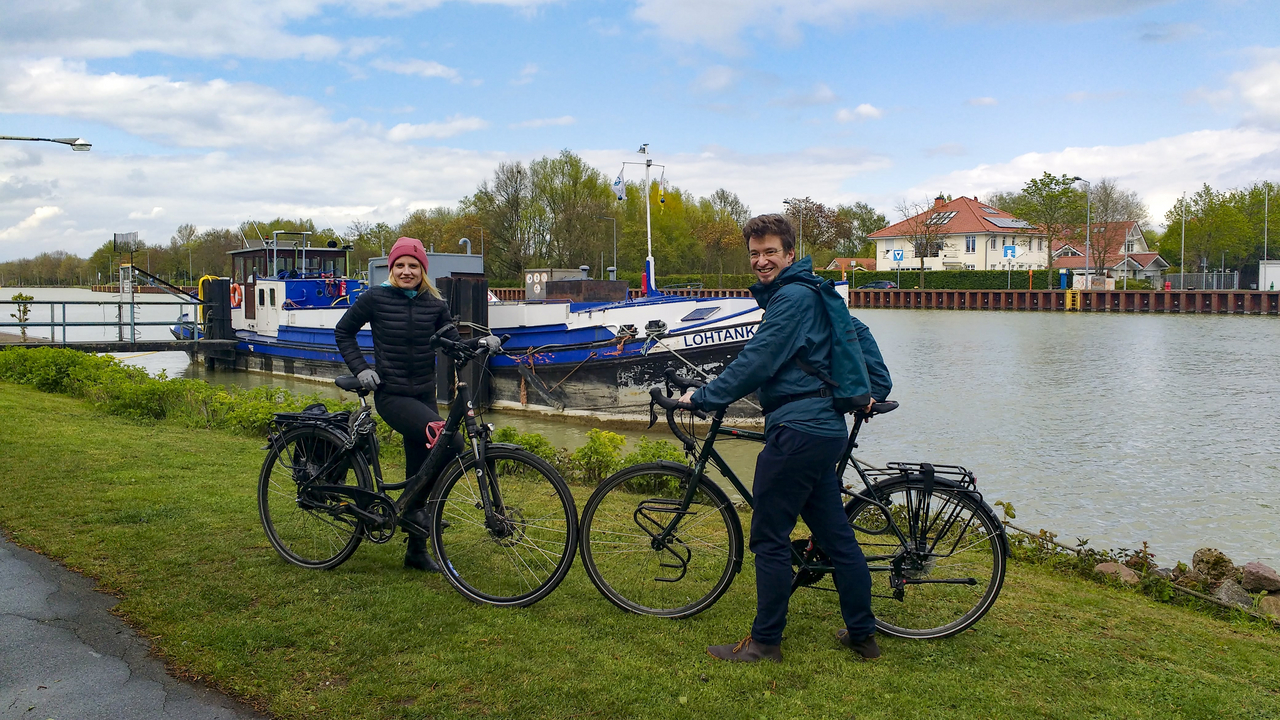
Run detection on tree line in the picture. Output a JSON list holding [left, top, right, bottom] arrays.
[[4, 149, 1273, 288], [0, 150, 888, 288]]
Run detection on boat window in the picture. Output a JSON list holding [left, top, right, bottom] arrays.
[[681, 307, 720, 322], [269, 288, 277, 307], [259, 288, 266, 307]]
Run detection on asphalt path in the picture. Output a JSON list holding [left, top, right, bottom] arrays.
[[1, 535, 266, 720]]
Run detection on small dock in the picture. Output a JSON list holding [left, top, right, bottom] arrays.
[[0, 333, 237, 356], [849, 289, 1280, 314]]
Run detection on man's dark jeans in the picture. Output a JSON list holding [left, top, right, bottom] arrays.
[[749, 425, 875, 645]]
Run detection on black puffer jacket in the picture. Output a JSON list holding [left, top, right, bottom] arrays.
[[334, 285, 461, 396]]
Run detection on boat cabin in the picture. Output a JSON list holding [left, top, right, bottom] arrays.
[[229, 233, 351, 322]]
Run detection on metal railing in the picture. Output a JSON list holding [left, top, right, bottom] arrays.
[[1167, 272, 1239, 291], [0, 299, 202, 344]]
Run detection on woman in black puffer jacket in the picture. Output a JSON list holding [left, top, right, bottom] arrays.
[[334, 236, 464, 573]]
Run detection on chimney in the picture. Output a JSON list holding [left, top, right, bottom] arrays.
[[934, 194, 945, 209]]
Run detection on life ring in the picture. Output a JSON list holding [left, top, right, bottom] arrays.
[[230, 283, 243, 308]]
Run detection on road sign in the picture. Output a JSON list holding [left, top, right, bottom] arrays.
[[1002, 245, 1017, 259], [892, 249, 904, 263]]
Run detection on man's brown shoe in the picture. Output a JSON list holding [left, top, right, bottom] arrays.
[[837, 628, 881, 660], [706, 635, 782, 663]]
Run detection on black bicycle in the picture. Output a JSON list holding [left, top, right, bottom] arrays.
[[257, 328, 579, 607], [578, 369, 1008, 639]]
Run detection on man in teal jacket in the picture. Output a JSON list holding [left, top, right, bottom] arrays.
[[680, 213, 890, 662]]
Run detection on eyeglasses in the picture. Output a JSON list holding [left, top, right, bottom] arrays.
[[749, 247, 785, 260]]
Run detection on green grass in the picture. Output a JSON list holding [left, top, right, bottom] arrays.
[[2, 382, 1278, 720]]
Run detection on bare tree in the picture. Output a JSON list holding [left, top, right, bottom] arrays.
[[1085, 178, 1148, 276]]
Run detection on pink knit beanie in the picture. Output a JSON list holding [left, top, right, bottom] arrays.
[[388, 237, 429, 271]]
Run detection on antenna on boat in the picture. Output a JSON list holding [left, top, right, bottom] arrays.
[[619, 144, 664, 296]]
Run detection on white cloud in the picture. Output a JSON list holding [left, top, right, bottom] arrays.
[[0, 206, 63, 241], [0, 58, 355, 150], [902, 127, 1280, 221], [966, 96, 998, 106], [925, 143, 967, 157], [128, 207, 165, 220], [777, 83, 838, 107], [1231, 48, 1280, 129], [693, 65, 736, 93], [370, 58, 461, 82], [1138, 22, 1201, 44], [511, 63, 539, 85], [0, 0, 560, 61], [387, 115, 489, 140], [582, 144, 891, 213], [509, 115, 576, 129], [632, 0, 1164, 52], [835, 103, 882, 121]]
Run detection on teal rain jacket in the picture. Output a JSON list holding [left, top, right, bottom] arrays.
[[690, 257, 889, 438]]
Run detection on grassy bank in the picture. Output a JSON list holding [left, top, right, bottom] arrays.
[[2, 383, 1279, 719]]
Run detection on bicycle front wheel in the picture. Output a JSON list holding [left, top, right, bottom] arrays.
[[580, 462, 743, 618], [845, 480, 1005, 639], [258, 425, 372, 570], [429, 446, 578, 607]]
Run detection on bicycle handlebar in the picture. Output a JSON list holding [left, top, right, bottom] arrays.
[[662, 367, 705, 391], [649, 386, 708, 419]]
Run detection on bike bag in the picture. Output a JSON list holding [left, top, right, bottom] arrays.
[[270, 402, 352, 432]]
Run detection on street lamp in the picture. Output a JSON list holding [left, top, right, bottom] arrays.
[[782, 199, 804, 259], [470, 225, 485, 258], [595, 215, 617, 272], [1070, 177, 1091, 289], [0, 135, 91, 151]]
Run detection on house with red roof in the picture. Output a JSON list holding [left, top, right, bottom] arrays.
[[825, 258, 876, 272], [867, 195, 1048, 272], [1052, 221, 1169, 284]]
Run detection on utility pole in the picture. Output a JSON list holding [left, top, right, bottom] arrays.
[[1180, 192, 1186, 290]]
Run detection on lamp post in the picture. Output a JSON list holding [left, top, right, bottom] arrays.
[[1070, 177, 1091, 289], [1180, 192, 1186, 290], [0, 135, 91, 151], [595, 215, 617, 272], [470, 225, 485, 258], [783, 199, 804, 260]]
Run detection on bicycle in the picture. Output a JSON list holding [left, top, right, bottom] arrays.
[[578, 369, 1008, 639], [257, 327, 579, 607]]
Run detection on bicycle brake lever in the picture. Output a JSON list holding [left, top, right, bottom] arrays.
[[648, 398, 659, 429]]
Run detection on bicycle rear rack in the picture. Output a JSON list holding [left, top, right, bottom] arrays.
[[634, 498, 695, 583]]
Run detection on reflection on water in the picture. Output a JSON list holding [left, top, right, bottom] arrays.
[[11, 288, 1275, 564]]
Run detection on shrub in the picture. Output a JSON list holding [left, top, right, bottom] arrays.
[[566, 429, 626, 485], [619, 436, 686, 466]]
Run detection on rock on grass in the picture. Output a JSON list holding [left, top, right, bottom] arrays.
[[1095, 562, 1140, 585], [1213, 579, 1253, 610]]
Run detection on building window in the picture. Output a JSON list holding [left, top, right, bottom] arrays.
[[990, 237, 997, 250], [965, 235, 976, 253], [989, 264, 997, 270], [926, 211, 957, 225], [1124, 241, 1134, 253], [1038, 239, 1045, 252]]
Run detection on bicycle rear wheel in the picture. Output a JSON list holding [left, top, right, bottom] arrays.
[[258, 425, 372, 569], [429, 446, 578, 607], [845, 480, 1005, 639], [579, 462, 743, 618]]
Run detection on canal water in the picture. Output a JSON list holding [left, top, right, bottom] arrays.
[[5, 288, 1278, 564]]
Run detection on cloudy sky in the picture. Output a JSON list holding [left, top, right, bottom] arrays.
[[1, 0, 1278, 261]]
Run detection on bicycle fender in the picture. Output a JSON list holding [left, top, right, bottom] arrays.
[[845, 476, 1010, 559]]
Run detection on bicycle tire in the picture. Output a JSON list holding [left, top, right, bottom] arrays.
[[579, 462, 743, 618], [258, 425, 372, 570], [428, 445, 578, 607], [844, 479, 1005, 639]]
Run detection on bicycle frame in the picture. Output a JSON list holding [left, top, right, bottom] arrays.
[[654, 408, 918, 579]]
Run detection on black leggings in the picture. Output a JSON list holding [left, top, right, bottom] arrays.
[[373, 390, 465, 508]]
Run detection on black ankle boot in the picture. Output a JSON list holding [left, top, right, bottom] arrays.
[[404, 535, 441, 573]]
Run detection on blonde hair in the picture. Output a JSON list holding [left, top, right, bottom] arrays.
[[419, 275, 442, 300]]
